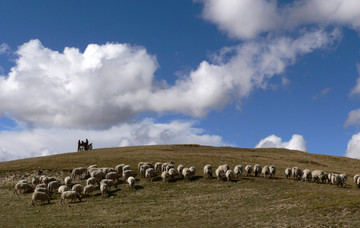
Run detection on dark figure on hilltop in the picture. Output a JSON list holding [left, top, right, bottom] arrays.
[[77, 139, 93, 151]]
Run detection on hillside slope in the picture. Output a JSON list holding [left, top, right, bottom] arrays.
[[1, 145, 360, 227]]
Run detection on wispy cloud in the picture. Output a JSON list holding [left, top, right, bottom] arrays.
[[312, 87, 331, 100]]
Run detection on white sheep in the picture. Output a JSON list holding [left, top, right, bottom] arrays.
[[90, 169, 105, 182], [83, 185, 96, 196], [168, 168, 177, 181], [47, 181, 60, 193], [177, 165, 184, 178], [105, 171, 119, 182], [161, 171, 170, 182], [331, 174, 342, 187], [245, 165, 252, 176], [61, 191, 81, 204], [356, 176, 360, 188], [292, 167, 303, 180], [100, 179, 117, 190], [101, 167, 116, 175], [226, 170, 234, 181], [203, 164, 212, 178], [115, 164, 125, 177], [311, 170, 326, 183], [127, 176, 136, 189], [31, 192, 50, 206], [254, 164, 262, 177], [182, 168, 191, 181], [284, 168, 292, 179], [189, 166, 196, 180], [353, 174, 360, 184], [58, 185, 69, 194], [100, 183, 110, 196], [302, 169, 312, 182], [154, 162, 163, 173], [35, 187, 49, 195], [86, 177, 97, 186], [269, 165, 276, 178], [218, 164, 230, 173], [72, 184, 84, 195], [71, 167, 87, 180], [64, 176, 72, 186], [161, 163, 169, 172], [339, 173, 347, 187], [123, 170, 134, 181], [166, 164, 175, 172], [14, 181, 32, 194], [262, 166, 270, 178], [234, 165, 243, 179], [32, 176, 40, 185], [122, 165, 132, 173], [145, 168, 156, 181], [215, 168, 225, 180], [140, 164, 152, 178]]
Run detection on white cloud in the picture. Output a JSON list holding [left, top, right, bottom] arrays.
[[0, 118, 225, 162], [0, 43, 10, 55], [198, 0, 360, 40], [0, 32, 339, 129], [255, 134, 308, 152], [345, 132, 360, 158]]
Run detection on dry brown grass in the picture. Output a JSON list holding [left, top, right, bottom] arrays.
[[1, 145, 360, 227]]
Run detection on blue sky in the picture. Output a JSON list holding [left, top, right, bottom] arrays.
[[1, 0, 360, 161]]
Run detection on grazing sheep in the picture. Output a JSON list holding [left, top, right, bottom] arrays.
[[86, 177, 97, 186], [166, 164, 175, 172], [140, 164, 152, 178], [35, 187, 49, 195], [154, 162, 162, 173], [234, 165, 243, 179], [339, 174, 347, 187], [64, 176, 72, 187], [61, 191, 81, 204], [177, 165, 184, 178], [245, 165, 253, 176], [105, 172, 119, 182], [122, 165, 132, 173], [35, 183, 47, 189], [47, 181, 60, 193], [14, 181, 32, 194], [292, 167, 303, 180], [226, 170, 234, 181], [72, 184, 84, 195], [312, 170, 326, 183], [302, 169, 312, 182], [83, 185, 96, 196], [284, 168, 292, 179], [58, 185, 69, 194], [254, 164, 262, 177], [145, 168, 156, 181], [101, 167, 116, 175], [138, 162, 145, 171], [161, 171, 170, 182], [71, 167, 87, 180], [262, 166, 270, 178], [127, 176, 136, 189], [353, 174, 360, 184], [203, 164, 212, 178], [115, 164, 125, 177], [123, 170, 134, 181], [269, 165, 276, 178], [168, 168, 177, 181], [100, 183, 110, 196], [31, 192, 50, 206], [100, 179, 117, 190], [215, 168, 225, 180], [331, 174, 342, 187], [218, 164, 230, 173], [87, 164, 98, 173], [356, 177, 360, 188], [182, 168, 191, 181], [161, 163, 169, 172], [189, 166, 196, 180], [32, 176, 40, 185], [90, 169, 105, 182]]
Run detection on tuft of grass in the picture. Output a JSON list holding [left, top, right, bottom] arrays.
[[1, 145, 360, 227]]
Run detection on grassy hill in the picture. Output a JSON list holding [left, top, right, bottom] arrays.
[[1, 145, 360, 227]]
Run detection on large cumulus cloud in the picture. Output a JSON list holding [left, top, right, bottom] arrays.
[[255, 134, 308, 152]]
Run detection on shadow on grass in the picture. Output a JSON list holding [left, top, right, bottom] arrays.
[[135, 185, 144, 190]]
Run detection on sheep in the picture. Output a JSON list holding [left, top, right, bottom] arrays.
[[32, 176, 40, 185], [284, 168, 292, 179], [122, 165, 132, 173], [64, 176, 72, 187], [123, 170, 134, 181], [100, 179, 117, 190], [215, 168, 225, 180], [72, 184, 84, 195], [226, 170, 234, 181], [35, 183, 47, 189], [138, 162, 145, 171], [331, 174, 342, 187], [145, 168, 156, 181], [254, 164, 262, 177], [262, 166, 270, 178], [58, 185, 69, 194], [87, 164, 98, 174], [269, 165, 276, 178], [161, 171, 170, 182], [35, 187, 49, 195], [312, 170, 326, 183], [168, 168, 177, 181], [71, 167, 87, 180], [182, 168, 191, 181], [90, 169, 105, 182], [140, 164, 152, 178], [105, 172, 119, 182], [356, 177, 360, 188], [14, 181, 32, 194], [83, 185, 96, 196], [86, 177, 97, 186], [353, 174, 360, 184], [127, 176, 136, 189], [101, 167, 116, 175], [203, 164, 212, 178], [177, 165, 184, 178], [302, 169, 312, 182], [166, 164, 175, 172], [31, 192, 50, 206], [218, 164, 230, 173], [154, 162, 162, 173], [115, 164, 125, 177], [100, 183, 110, 196], [61, 191, 81, 204], [292, 167, 303, 180], [47, 181, 60, 193], [245, 165, 253, 176], [234, 165, 243, 179], [339, 173, 347, 187], [189, 166, 196, 180]]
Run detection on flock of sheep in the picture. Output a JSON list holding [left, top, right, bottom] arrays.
[[11, 161, 358, 206]]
